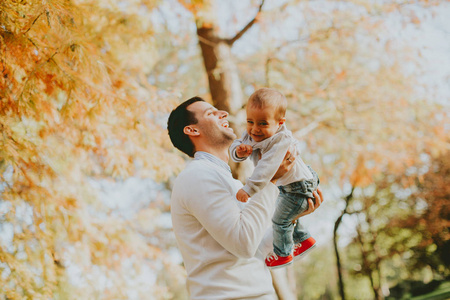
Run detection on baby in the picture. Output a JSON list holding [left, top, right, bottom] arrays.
[[230, 88, 320, 268]]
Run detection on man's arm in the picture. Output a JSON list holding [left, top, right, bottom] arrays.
[[293, 187, 324, 220], [174, 167, 279, 258]]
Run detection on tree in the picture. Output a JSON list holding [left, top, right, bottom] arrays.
[[0, 0, 185, 298], [397, 151, 450, 279], [331, 149, 449, 299]]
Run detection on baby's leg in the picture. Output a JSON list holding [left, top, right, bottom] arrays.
[[272, 191, 308, 257], [293, 216, 312, 245]]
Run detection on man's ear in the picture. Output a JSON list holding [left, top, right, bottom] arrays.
[[183, 126, 200, 136], [279, 118, 286, 125]]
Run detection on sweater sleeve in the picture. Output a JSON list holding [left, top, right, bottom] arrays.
[[173, 166, 279, 259], [229, 132, 251, 162], [242, 132, 291, 196]]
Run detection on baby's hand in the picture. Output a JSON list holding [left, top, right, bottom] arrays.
[[236, 144, 253, 158], [236, 189, 250, 202]]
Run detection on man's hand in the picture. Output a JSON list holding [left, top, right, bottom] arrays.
[[236, 144, 253, 158], [236, 189, 250, 202], [270, 145, 297, 184], [293, 187, 324, 221]]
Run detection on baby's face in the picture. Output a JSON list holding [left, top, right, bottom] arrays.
[[246, 105, 284, 142]]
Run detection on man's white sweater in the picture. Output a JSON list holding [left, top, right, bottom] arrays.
[[170, 152, 279, 300]]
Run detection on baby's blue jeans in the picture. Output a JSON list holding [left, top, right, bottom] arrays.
[[272, 166, 319, 257]]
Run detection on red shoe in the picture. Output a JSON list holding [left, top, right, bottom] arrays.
[[265, 252, 293, 269], [293, 237, 316, 261]]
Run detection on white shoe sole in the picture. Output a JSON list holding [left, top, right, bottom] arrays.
[[266, 260, 294, 269], [293, 244, 316, 261]]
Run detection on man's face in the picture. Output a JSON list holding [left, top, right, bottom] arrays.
[[187, 101, 236, 146]]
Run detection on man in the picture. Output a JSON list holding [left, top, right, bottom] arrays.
[[167, 97, 323, 299]]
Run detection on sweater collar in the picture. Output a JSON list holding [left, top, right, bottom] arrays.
[[194, 151, 232, 173]]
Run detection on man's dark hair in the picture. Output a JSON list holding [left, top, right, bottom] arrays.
[[167, 97, 205, 157]]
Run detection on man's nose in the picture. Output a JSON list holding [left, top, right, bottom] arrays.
[[219, 111, 228, 119]]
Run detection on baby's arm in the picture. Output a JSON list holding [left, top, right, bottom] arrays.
[[243, 133, 291, 196], [230, 133, 252, 162], [236, 188, 250, 202], [236, 144, 253, 158]]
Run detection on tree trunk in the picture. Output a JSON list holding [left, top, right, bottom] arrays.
[[356, 218, 385, 300], [333, 213, 346, 300], [333, 188, 354, 300], [197, 28, 243, 115], [271, 267, 297, 300]]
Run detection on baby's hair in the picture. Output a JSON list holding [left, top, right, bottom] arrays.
[[248, 88, 287, 120]]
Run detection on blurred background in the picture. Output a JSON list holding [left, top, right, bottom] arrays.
[[1, 0, 449, 299]]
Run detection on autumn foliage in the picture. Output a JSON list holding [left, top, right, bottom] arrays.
[[1, 0, 184, 298]]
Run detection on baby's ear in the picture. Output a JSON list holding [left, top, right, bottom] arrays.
[[279, 118, 286, 125]]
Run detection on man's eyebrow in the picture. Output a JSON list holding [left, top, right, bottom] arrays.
[[203, 107, 216, 114]]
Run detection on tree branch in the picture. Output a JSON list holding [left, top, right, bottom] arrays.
[[333, 186, 355, 300], [17, 50, 59, 101], [225, 0, 265, 46], [23, 12, 45, 34], [197, 34, 218, 47]]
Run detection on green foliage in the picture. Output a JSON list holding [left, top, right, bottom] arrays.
[[295, 244, 339, 299], [338, 151, 449, 299]]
